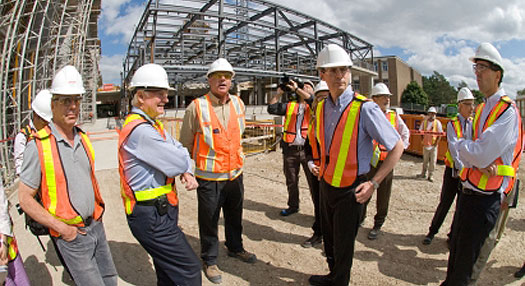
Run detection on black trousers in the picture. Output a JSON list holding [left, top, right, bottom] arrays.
[[197, 175, 245, 266], [127, 204, 201, 286], [320, 176, 366, 286], [362, 161, 394, 229], [442, 191, 500, 286], [428, 166, 460, 237]]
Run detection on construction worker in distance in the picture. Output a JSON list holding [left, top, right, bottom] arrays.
[[442, 42, 523, 286], [423, 87, 474, 246], [119, 63, 201, 285], [362, 82, 410, 241], [308, 44, 404, 286], [18, 65, 118, 285], [180, 58, 256, 284], [268, 78, 317, 219], [13, 89, 52, 177], [417, 106, 443, 182]]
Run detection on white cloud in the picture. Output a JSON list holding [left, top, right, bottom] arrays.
[[100, 1, 145, 44], [100, 54, 125, 84]]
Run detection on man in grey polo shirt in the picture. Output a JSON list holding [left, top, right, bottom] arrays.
[[18, 65, 117, 285]]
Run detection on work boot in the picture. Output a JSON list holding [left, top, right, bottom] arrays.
[[301, 234, 322, 248], [308, 274, 333, 286], [423, 234, 434, 245], [428, 176, 434, 182], [368, 227, 381, 240], [416, 173, 426, 179], [228, 250, 257, 263], [203, 264, 222, 284], [515, 263, 525, 278], [280, 208, 298, 216]]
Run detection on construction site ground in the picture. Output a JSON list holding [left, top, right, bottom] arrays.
[[8, 120, 525, 286]]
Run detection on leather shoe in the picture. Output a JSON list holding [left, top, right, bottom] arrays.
[[515, 263, 525, 278], [228, 250, 257, 264], [203, 264, 222, 284], [301, 234, 322, 248], [280, 208, 298, 216], [423, 234, 434, 245], [308, 274, 333, 286], [368, 228, 380, 240]]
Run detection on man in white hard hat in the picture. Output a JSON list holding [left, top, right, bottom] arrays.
[[362, 82, 410, 240], [119, 63, 201, 285], [417, 106, 443, 182], [13, 89, 52, 176], [309, 44, 404, 286], [423, 87, 474, 246], [18, 65, 117, 285], [442, 43, 523, 286], [180, 58, 256, 284]]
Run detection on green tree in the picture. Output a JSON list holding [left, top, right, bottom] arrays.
[[423, 71, 457, 105], [518, 88, 525, 97], [401, 81, 428, 106], [471, 89, 484, 104]]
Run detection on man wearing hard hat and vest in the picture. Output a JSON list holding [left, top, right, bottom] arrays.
[[18, 65, 117, 285], [119, 63, 201, 285], [442, 43, 523, 286], [180, 58, 256, 284], [308, 44, 404, 286], [417, 106, 443, 182], [423, 87, 474, 246], [13, 89, 52, 176], [362, 83, 410, 241]]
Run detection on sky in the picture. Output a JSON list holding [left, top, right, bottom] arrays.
[[98, 0, 525, 96]]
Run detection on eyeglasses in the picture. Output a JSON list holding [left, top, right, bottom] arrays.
[[472, 63, 492, 73], [323, 66, 349, 75], [53, 96, 81, 105], [209, 72, 232, 80], [144, 89, 168, 98]]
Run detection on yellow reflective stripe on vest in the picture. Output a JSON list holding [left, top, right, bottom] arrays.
[[231, 96, 245, 134], [134, 184, 172, 201], [332, 100, 362, 187], [40, 135, 58, 215], [478, 165, 517, 190], [54, 215, 83, 225], [445, 118, 463, 168], [80, 132, 95, 161], [284, 102, 296, 135], [121, 184, 133, 215], [197, 95, 215, 148], [371, 145, 381, 168], [124, 113, 143, 126], [472, 103, 484, 140], [445, 151, 454, 168], [7, 237, 16, 261], [486, 100, 507, 128]]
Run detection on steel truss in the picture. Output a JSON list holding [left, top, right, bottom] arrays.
[[123, 0, 374, 105], [0, 0, 101, 184]]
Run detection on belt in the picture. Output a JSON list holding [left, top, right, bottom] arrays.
[[286, 144, 304, 151], [461, 188, 488, 196], [83, 216, 93, 227], [136, 194, 168, 206]]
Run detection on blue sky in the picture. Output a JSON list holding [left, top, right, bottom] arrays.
[[99, 0, 525, 96]]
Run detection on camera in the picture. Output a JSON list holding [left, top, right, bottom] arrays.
[[279, 74, 304, 93]]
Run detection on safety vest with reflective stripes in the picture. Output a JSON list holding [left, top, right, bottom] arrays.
[[118, 113, 178, 215], [6, 236, 17, 261], [371, 110, 398, 167], [20, 125, 34, 140], [307, 119, 320, 166], [459, 96, 523, 194], [34, 125, 104, 237], [193, 94, 245, 181], [316, 93, 369, 188], [444, 118, 464, 168], [422, 119, 438, 146], [283, 101, 311, 143]]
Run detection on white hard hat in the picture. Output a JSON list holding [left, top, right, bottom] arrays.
[[206, 58, 235, 78], [314, 81, 329, 95], [371, 83, 392, 97], [32, 89, 52, 122], [457, 87, 475, 102], [50, 65, 86, 95], [469, 42, 504, 71], [427, 107, 437, 113], [129, 63, 173, 91], [316, 44, 353, 69]]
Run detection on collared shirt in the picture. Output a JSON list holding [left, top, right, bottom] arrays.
[[180, 92, 242, 154], [267, 101, 307, 146], [457, 88, 520, 193], [13, 121, 36, 175], [20, 122, 95, 219], [447, 114, 472, 171], [391, 111, 410, 149], [121, 107, 192, 192], [323, 85, 400, 175]]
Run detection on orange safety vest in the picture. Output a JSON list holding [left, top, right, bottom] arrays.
[[315, 93, 369, 188], [459, 96, 523, 194], [307, 119, 320, 166], [6, 236, 18, 261], [444, 118, 464, 168], [34, 126, 104, 237], [193, 94, 245, 181], [371, 110, 399, 167], [20, 125, 34, 140], [118, 113, 178, 215], [422, 119, 438, 146], [283, 101, 311, 143]]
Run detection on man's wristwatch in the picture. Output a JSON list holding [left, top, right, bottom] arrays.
[[370, 179, 379, 190]]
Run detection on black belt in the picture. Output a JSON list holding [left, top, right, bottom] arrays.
[[461, 188, 488, 196], [83, 216, 93, 227], [136, 195, 170, 216]]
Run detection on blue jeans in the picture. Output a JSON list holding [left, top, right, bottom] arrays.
[[53, 220, 118, 286]]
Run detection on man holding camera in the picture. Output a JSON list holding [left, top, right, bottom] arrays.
[[268, 79, 318, 224]]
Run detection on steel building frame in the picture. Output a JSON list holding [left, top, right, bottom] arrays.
[[0, 0, 101, 184], [123, 0, 375, 105]]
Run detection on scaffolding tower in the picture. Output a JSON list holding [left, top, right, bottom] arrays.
[[123, 0, 375, 108], [0, 0, 101, 185]]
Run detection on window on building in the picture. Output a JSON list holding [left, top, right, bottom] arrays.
[[374, 62, 378, 72], [382, 62, 388, 71], [353, 80, 360, 92]]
